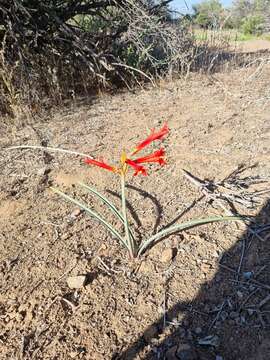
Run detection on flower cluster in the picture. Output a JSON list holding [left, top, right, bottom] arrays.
[[84, 123, 168, 176]]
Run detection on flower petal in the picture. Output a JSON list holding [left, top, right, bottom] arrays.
[[133, 148, 166, 165], [84, 158, 116, 172], [125, 159, 147, 176], [132, 123, 169, 155]]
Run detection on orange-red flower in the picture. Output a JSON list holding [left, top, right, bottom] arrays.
[[131, 123, 169, 155], [133, 148, 166, 166], [84, 123, 169, 177], [84, 158, 117, 173], [125, 159, 147, 176]]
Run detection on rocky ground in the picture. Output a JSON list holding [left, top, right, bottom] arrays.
[[1, 45, 270, 359]]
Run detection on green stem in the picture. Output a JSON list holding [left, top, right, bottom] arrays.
[[121, 174, 136, 257]]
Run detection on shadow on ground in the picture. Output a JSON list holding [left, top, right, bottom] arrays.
[[115, 199, 270, 360]]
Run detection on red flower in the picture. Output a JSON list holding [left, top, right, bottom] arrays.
[[133, 148, 166, 166], [125, 159, 147, 176], [84, 123, 169, 177], [84, 158, 117, 173], [131, 123, 169, 155]]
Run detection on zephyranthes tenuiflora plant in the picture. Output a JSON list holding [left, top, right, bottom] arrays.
[[10, 124, 243, 258]]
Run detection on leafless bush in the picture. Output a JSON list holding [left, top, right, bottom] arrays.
[[116, 0, 193, 79], [0, 1, 239, 119], [0, 0, 197, 118]]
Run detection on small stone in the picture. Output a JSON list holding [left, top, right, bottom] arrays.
[[247, 308, 255, 316], [70, 208, 82, 219], [70, 352, 78, 358], [216, 356, 223, 360], [198, 335, 220, 347], [37, 167, 49, 176], [62, 233, 71, 240], [215, 321, 221, 328], [67, 275, 86, 289], [229, 311, 238, 319], [161, 248, 175, 263], [240, 315, 246, 324], [176, 344, 197, 360], [213, 250, 220, 258], [235, 317, 241, 325], [201, 263, 211, 274], [220, 311, 228, 321], [236, 291, 243, 299], [243, 271, 253, 280], [194, 327, 202, 335], [138, 260, 155, 274], [143, 325, 158, 343]]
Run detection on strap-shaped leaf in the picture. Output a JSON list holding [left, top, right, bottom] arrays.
[[51, 187, 127, 249], [78, 182, 136, 243], [78, 182, 123, 221], [138, 216, 244, 256], [121, 175, 136, 257]]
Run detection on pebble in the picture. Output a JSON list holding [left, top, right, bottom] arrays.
[[161, 248, 176, 263], [243, 271, 253, 280], [247, 308, 255, 316], [229, 311, 238, 319], [37, 167, 48, 176], [216, 356, 223, 360], [67, 275, 86, 289], [70, 207, 83, 219], [194, 327, 202, 335], [220, 311, 228, 321], [201, 263, 211, 274], [236, 291, 244, 299], [198, 335, 220, 347], [215, 321, 221, 328], [240, 315, 246, 324]]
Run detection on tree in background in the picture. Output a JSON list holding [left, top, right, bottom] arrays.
[[192, 0, 225, 28], [231, 0, 270, 33], [0, 0, 192, 116], [241, 14, 264, 34]]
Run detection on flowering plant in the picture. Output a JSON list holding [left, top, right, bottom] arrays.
[[10, 124, 241, 259], [52, 123, 242, 258]]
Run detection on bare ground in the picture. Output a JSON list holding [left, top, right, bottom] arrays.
[[1, 52, 270, 360]]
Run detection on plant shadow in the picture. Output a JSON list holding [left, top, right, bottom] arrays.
[[114, 199, 270, 360], [107, 185, 164, 238]]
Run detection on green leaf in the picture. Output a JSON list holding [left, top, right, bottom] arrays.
[[50, 187, 128, 249], [121, 175, 136, 257], [138, 216, 244, 256], [78, 181, 136, 243], [78, 182, 123, 220]]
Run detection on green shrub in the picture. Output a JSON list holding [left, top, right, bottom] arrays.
[[241, 15, 264, 35]]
